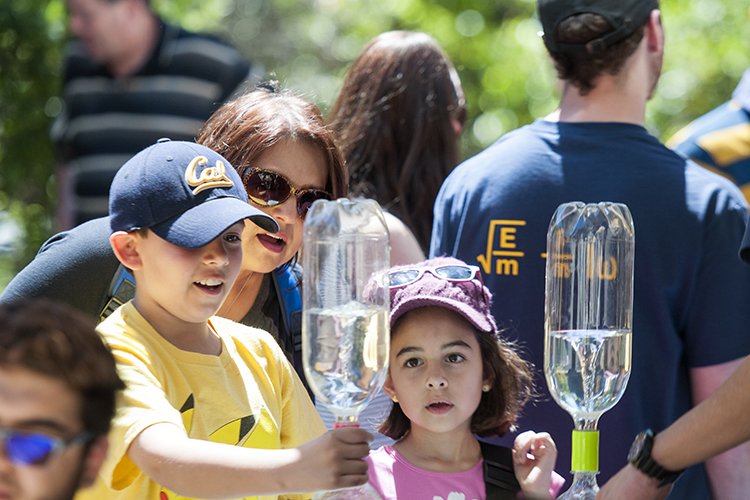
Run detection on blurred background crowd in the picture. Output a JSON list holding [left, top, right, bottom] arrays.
[[0, 0, 748, 288]]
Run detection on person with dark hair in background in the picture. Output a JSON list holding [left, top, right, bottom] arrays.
[[54, 0, 262, 228], [430, 1, 750, 497], [0, 298, 124, 500], [323, 31, 467, 446], [328, 30, 467, 265]]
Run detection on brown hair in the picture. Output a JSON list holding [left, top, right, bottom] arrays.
[[379, 308, 534, 439], [328, 31, 467, 252], [550, 13, 646, 95], [0, 299, 124, 437], [198, 82, 348, 199]]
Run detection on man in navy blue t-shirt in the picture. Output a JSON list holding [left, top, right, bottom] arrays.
[[431, 1, 750, 497], [597, 224, 750, 499]]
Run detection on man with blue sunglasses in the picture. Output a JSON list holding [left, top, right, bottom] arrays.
[[0, 299, 124, 500]]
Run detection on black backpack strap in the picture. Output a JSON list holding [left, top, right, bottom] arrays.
[[480, 440, 521, 500], [100, 264, 136, 323]]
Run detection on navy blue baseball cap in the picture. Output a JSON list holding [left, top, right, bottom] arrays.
[[538, 0, 658, 54], [109, 139, 279, 249]]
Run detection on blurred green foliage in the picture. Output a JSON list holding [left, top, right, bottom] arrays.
[[1, 0, 749, 289], [0, 0, 66, 288]]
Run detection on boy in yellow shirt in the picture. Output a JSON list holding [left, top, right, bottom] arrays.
[[80, 139, 371, 500]]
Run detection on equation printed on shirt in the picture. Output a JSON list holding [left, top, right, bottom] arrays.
[[476, 219, 619, 280], [477, 219, 526, 276]]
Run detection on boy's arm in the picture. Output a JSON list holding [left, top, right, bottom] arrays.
[[128, 422, 371, 499], [512, 431, 557, 500]]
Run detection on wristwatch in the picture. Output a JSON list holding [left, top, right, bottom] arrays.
[[627, 429, 685, 487]]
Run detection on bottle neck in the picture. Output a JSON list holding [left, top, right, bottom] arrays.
[[574, 417, 600, 431], [565, 471, 600, 499]]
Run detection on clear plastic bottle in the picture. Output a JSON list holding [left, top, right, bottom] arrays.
[[544, 202, 635, 499], [303, 198, 389, 500]]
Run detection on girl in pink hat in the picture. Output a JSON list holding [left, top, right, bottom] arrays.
[[366, 256, 565, 500]]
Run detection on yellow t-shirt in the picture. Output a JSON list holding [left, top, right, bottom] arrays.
[[77, 302, 325, 500]]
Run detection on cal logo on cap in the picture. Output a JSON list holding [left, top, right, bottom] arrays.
[[184, 156, 234, 195]]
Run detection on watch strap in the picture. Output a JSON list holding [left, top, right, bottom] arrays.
[[629, 429, 685, 487]]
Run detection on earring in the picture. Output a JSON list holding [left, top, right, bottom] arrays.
[[482, 383, 491, 392], [392, 395, 399, 403]]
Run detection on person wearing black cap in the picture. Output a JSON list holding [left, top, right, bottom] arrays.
[[430, 1, 750, 498]]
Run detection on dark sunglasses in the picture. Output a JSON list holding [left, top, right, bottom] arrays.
[[242, 168, 332, 219], [0, 427, 93, 466]]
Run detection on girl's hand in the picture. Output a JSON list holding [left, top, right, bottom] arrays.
[[513, 430, 557, 500]]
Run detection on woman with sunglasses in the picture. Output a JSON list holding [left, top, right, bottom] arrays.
[[196, 82, 345, 374], [0, 82, 347, 383]]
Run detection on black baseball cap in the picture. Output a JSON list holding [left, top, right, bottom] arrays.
[[538, 0, 659, 54], [109, 139, 279, 249]]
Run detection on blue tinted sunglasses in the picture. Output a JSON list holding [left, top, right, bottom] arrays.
[[389, 264, 482, 288], [389, 264, 489, 307], [0, 427, 93, 466]]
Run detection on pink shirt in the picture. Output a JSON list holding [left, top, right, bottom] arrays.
[[366, 445, 485, 500], [366, 445, 565, 500]]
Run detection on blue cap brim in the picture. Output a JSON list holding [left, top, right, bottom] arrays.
[[150, 196, 279, 249]]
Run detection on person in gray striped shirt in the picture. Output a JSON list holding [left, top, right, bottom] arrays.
[[54, 0, 262, 228]]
